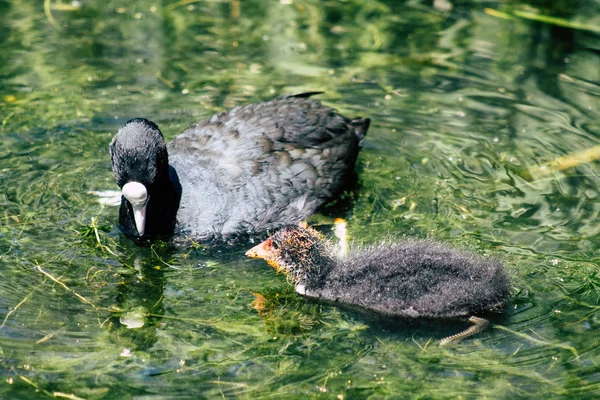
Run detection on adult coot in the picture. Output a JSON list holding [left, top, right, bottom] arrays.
[[246, 224, 511, 344], [110, 93, 369, 242]]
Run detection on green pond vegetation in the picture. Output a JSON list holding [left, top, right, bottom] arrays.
[[1, 0, 600, 398]]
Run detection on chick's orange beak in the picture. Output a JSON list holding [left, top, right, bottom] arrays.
[[245, 238, 273, 260]]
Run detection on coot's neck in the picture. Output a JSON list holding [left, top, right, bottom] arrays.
[[294, 245, 337, 291], [119, 165, 182, 241]]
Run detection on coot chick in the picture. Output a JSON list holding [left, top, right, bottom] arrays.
[[246, 224, 511, 344], [110, 93, 369, 242]]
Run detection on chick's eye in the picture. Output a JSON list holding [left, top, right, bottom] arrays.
[[264, 238, 274, 250]]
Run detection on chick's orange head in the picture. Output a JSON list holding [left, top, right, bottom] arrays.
[[246, 238, 283, 271], [246, 238, 273, 259]]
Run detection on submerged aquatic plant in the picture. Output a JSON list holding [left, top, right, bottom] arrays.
[[251, 286, 321, 335]]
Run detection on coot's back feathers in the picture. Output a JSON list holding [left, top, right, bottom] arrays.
[[167, 95, 369, 238]]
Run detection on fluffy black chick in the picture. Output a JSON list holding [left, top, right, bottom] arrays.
[[246, 224, 511, 344]]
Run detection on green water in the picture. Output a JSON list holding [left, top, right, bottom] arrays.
[[1, 0, 600, 398]]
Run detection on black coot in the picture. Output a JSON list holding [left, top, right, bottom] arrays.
[[110, 93, 369, 242]]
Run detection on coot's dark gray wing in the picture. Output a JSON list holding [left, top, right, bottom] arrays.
[[167, 95, 369, 239]]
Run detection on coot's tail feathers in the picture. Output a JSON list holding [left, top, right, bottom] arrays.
[[351, 118, 370, 140], [285, 91, 325, 99]]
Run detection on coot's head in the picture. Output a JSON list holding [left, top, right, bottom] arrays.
[[246, 224, 326, 282], [110, 118, 169, 237]]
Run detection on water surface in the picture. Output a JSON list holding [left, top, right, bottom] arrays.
[[1, 0, 600, 398]]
